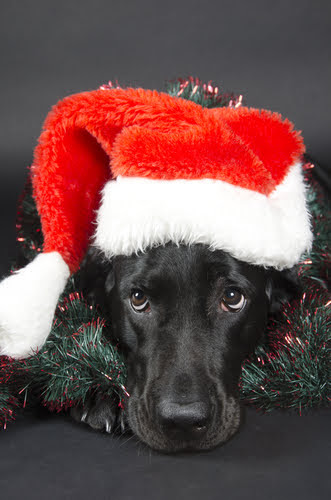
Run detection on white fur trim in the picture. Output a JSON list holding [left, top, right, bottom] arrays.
[[0, 252, 70, 359], [94, 163, 313, 269]]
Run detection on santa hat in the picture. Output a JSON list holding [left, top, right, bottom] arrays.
[[0, 87, 312, 358]]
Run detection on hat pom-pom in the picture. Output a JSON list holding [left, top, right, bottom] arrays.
[[0, 252, 69, 359]]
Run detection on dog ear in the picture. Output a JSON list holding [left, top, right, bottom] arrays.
[[78, 246, 114, 309], [105, 266, 115, 295], [265, 266, 302, 314]]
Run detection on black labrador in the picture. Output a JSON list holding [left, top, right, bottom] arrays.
[[71, 243, 299, 452]]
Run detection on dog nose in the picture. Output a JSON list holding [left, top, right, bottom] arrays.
[[158, 400, 210, 438]]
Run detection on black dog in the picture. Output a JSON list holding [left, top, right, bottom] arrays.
[[71, 243, 299, 452]]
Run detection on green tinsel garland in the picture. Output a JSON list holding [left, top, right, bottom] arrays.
[[240, 286, 330, 412], [0, 358, 19, 428], [17, 294, 127, 412], [0, 293, 128, 425], [298, 166, 330, 284], [165, 76, 243, 108], [0, 78, 330, 428]]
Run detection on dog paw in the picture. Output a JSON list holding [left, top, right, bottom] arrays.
[[70, 393, 125, 434]]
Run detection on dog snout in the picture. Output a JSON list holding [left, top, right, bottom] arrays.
[[157, 399, 210, 439]]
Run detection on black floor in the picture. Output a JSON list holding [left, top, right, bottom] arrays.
[[0, 407, 330, 500]]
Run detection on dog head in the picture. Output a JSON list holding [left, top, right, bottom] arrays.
[[82, 243, 299, 452]]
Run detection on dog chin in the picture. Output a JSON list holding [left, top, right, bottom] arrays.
[[126, 396, 241, 453]]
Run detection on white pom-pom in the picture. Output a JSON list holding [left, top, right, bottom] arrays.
[[0, 252, 70, 359]]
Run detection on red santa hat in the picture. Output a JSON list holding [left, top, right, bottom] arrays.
[[0, 87, 312, 358]]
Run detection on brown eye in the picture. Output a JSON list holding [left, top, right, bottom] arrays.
[[221, 288, 246, 312], [130, 289, 150, 313]]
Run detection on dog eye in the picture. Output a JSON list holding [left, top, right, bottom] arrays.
[[221, 288, 246, 312], [130, 289, 150, 313]]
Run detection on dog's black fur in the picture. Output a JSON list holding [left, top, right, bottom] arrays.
[[71, 243, 300, 452]]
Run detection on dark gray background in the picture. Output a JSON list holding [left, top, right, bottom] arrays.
[[0, 1, 330, 498], [1, 0, 331, 162], [1, 0, 331, 275], [0, 0, 330, 275]]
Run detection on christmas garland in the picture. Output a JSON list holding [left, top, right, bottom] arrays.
[[0, 78, 330, 429]]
